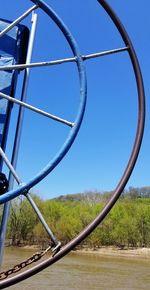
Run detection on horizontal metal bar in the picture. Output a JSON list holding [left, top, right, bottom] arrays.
[[0, 92, 74, 128], [0, 5, 38, 38], [0, 56, 75, 70], [82, 46, 129, 60], [0, 46, 129, 71]]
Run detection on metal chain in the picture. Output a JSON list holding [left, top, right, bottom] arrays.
[[0, 245, 51, 280]]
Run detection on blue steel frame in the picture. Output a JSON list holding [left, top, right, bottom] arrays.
[[0, 0, 87, 204]]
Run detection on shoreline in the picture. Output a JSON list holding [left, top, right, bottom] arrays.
[[74, 246, 150, 259], [7, 244, 150, 259]]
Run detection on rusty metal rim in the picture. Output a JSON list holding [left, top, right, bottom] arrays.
[[0, 0, 145, 288]]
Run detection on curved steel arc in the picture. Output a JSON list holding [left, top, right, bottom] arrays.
[[0, 0, 145, 288], [0, 0, 87, 204]]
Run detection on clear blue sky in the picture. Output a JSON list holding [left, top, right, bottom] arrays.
[[1, 1, 150, 199]]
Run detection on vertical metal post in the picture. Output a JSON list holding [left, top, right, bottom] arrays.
[[0, 12, 38, 267]]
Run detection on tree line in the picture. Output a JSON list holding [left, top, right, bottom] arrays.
[[1, 186, 150, 249]]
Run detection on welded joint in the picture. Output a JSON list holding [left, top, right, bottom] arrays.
[[51, 241, 61, 256]]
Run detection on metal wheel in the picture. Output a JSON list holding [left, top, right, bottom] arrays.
[[0, 0, 145, 288], [0, 1, 87, 204]]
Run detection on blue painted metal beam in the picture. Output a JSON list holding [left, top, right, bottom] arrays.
[[0, 18, 29, 267]]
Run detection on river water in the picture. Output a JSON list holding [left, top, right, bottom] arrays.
[[1, 247, 150, 289]]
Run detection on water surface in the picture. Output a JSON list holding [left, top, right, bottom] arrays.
[[2, 247, 150, 289]]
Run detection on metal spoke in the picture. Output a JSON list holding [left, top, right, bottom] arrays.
[[0, 92, 74, 128], [25, 193, 61, 248], [0, 46, 129, 71], [0, 146, 60, 247], [82, 46, 129, 60], [0, 5, 38, 38], [0, 147, 21, 184]]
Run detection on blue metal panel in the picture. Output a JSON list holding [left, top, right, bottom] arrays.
[[0, 19, 29, 150], [0, 56, 14, 146]]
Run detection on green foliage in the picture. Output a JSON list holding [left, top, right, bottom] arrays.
[[6, 187, 150, 248]]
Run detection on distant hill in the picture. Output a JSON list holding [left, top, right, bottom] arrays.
[[53, 186, 150, 203], [54, 191, 111, 204]]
